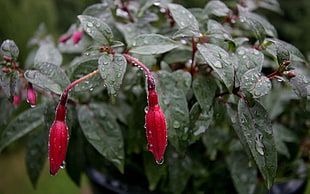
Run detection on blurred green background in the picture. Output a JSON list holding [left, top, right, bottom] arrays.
[[0, 0, 309, 193]]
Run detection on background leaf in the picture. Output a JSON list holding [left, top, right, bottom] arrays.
[[192, 76, 217, 110], [168, 3, 199, 30], [0, 106, 44, 152], [34, 44, 62, 66], [0, 71, 19, 102], [77, 103, 124, 172], [241, 69, 271, 98], [204, 0, 230, 17]]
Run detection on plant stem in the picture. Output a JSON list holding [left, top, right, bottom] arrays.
[[59, 69, 99, 105], [123, 54, 152, 77]]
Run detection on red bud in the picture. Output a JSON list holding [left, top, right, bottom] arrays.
[[145, 89, 167, 163], [13, 95, 21, 106], [27, 84, 36, 107], [48, 120, 68, 175], [59, 34, 71, 43], [72, 31, 83, 44], [48, 104, 68, 175]]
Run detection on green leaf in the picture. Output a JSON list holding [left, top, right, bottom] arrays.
[[24, 70, 62, 95], [0, 39, 19, 59], [69, 55, 102, 92], [233, 47, 264, 83], [34, 44, 63, 66], [0, 71, 19, 102], [78, 15, 113, 45], [98, 53, 127, 97], [189, 103, 213, 144], [172, 70, 192, 95], [192, 76, 217, 110], [204, 0, 230, 17], [167, 148, 192, 194], [168, 3, 199, 30], [197, 43, 234, 90], [77, 104, 124, 172], [286, 74, 309, 108], [173, 26, 202, 39], [25, 128, 48, 188], [143, 152, 165, 191], [129, 34, 179, 55], [238, 99, 277, 189], [0, 106, 45, 152], [82, 3, 111, 16], [156, 71, 190, 152], [33, 62, 70, 90], [226, 151, 258, 194], [241, 69, 271, 98]]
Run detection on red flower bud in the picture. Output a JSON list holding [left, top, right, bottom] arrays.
[[48, 104, 68, 175], [59, 34, 71, 43], [145, 89, 167, 163], [27, 83, 36, 107], [72, 31, 83, 45], [13, 94, 21, 106]]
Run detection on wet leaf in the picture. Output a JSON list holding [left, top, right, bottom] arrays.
[[0, 39, 19, 59], [204, 0, 230, 17], [168, 3, 199, 30], [192, 76, 217, 111], [238, 99, 277, 189], [78, 104, 124, 172], [26, 128, 48, 188], [143, 152, 165, 191], [98, 53, 127, 97], [0, 71, 19, 102], [78, 15, 113, 45], [241, 69, 271, 98], [273, 123, 298, 158], [34, 44, 62, 66], [197, 43, 234, 90], [0, 106, 45, 152], [129, 34, 179, 55]]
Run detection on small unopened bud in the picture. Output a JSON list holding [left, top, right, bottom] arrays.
[[59, 34, 71, 43], [27, 83, 36, 107], [13, 95, 21, 106], [282, 61, 291, 66], [3, 56, 11, 62], [72, 31, 83, 45]]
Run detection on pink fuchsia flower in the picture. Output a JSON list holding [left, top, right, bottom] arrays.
[[72, 31, 83, 45], [26, 83, 36, 107]]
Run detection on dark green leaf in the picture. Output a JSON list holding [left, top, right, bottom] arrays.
[[0, 106, 45, 152], [143, 152, 165, 191], [189, 103, 213, 144], [167, 148, 192, 194], [156, 71, 190, 152], [34, 44, 62, 66], [238, 99, 277, 189], [226, 151, 258, 194], [98, 53, 127, 97], [172, 70, 192, 95], [25, 127, 48, 188], [77, 104, 124, 172], [273, 123, 298, 158], [0, 39, 19, 59], [78, 15, 113, 45], [168, 3, 199, 30], [241, 69, 271, 98], [233, 47, 264, 83], [197, 43, 234, 90], [276, 44, 290, 66], [192, 76, 217, 110], [0, 71, 19, 102], [129, 34, 179, 55], [286, 74, 309, 108], [204, 0, 230, 17], [69, 55, 102, 92]]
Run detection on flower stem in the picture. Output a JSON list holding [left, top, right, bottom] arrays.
[[123, 54, 152, 77]]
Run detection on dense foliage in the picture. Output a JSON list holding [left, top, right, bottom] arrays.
[[0, 0, 309, 193]]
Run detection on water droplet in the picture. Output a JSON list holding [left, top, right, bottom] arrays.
[[143, 40, 149, 44], [253, 49, 260, 55], [156, 158, 164, 165], [95, 23, 100, 28], [89, 88, 94, 91], [60, 161, 66, 169], [153, 1, 160, 6], [86, 28, 92, 33], [238, 49, 245, 55], [255, 132, 265, 156], [144, 106, 149, 113], [87, 22, 93, 27], [213, 61, 223, 68], [173, 120, 181, 128]]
